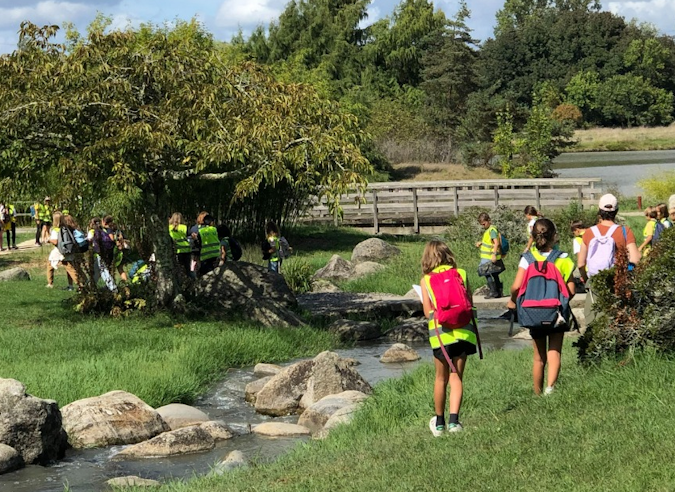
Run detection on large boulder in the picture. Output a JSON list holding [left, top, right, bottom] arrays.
[[313, 255, 355, 282], [0, 378, 67, 465], [353, 261, 386, 278], [195, 262, 304, 328], [297, 391, 369, 434], [245, 377, 272, 404], [199, 421, 235, 442], [351, 238, 401, 264], [311, 279, 341, 293], [315, 404, 362, 440], [252, 422, 311, 437], [114, 425, 215, 459], [0, 444, 23, 475], [384, 318, 427, 342], [61, 391, 169, 449], [0, 268, 30, 282], [380, 343, 421, 363], [327, 319, 381, 342], [255, 351, 372, 416], [155, 404, 210, 431]]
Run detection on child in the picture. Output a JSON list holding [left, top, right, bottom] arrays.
[[638, 207, 658, 256], [265, 221, 281, 273], [475, 212, 505, 298], [507, 219, 575, 395], [217, 223, 233, 263], [421, 240, 477, 436], [570, 221, 586, 258], [523, 205, 541, 253], [656, 203, 672, 229]]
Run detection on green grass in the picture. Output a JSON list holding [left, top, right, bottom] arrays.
[[0, 247, 337, 407], [153, 344, 675, 492]]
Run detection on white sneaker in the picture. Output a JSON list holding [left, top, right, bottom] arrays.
[[46, 284, 54, 289], [447, 422, 463, 433], [544, 386, 555, 395], [429, 417, 444, 437]]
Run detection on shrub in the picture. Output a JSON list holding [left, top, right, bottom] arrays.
[[282, 258, 315, 294], [638, 170, 675, 203], [575, 227, 675, 363], [545, 201, 598, 239], [551, 103, 583, 126], [447, 205, 528, 245]]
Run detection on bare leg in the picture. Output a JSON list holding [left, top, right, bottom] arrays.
[[546, 332, 565, 389], [433, 357, 450, 416], [532, 337, 548, 395], [448, 356, 466, 415]]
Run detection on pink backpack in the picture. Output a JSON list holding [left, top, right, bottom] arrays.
[[428, 268, 473, 328]]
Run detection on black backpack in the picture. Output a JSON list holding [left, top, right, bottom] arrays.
[[261, 239, 272, 260], [57, 227, 78, 255], [228, 238, 243, 261]]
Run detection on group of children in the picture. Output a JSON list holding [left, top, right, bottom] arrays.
[[424, 193, 673, 437]]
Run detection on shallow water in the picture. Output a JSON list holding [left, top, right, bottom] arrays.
[[0, 312, 525, 492], [553, 150, 675, 196]]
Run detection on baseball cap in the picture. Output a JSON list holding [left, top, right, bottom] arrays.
[[44, 196, 51, 202], [598, 194, 618, 212]]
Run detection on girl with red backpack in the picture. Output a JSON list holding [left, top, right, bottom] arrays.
[[421, 240, 478, 437], [507, 219, 576, 396]]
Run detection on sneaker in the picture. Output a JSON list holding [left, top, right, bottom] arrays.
[[64, 286, 74, 291], [447, 422, 463, 433], [46, 284, 54, 288], [429, 417, 444, 437], [544, 386, 555, 395], [12, 245, 17, 249]]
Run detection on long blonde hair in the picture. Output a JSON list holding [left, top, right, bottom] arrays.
[[422, 240, 457, 274], [169, 212, 183, 231], [52, 211, 63, 229]]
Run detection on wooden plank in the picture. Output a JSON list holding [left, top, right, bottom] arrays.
[[372, 190, 379, 234]]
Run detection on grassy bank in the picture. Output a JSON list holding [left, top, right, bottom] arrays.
[[391, 162, 501, 181], [156, 344, 675, 492], [0, 247, 337, 407], [569, 125, 675, 152]]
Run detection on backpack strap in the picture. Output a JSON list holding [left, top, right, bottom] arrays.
[[590, 225, 601, 239], [605, 224, 620, 238], [546, 248, 563, 264], [522, 251, 536, 266]]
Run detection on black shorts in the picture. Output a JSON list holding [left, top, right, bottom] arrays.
[[433, 340, 477, 362], [530, 325, 569, 340], [42, 221, 52, 227]]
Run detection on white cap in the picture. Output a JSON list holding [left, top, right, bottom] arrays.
[[598, 194, 618, 212]]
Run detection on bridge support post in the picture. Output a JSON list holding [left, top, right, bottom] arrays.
[[412, 188, 419, 234], [372, 190, 379, 234]]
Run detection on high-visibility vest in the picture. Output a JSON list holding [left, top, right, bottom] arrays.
[[169, 224, 190, 254], [38, 204, 52, 221], [424, 265, 477, 349], [7, 204, 15, 223], [268, 236, 280, 262], [198, 226, 220, 261], [480, 225, 501, 260]]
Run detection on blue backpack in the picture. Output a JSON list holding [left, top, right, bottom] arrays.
[[499, 234, 510, 256], [73, 229, 89, 253], [652, 221, 666, 244]]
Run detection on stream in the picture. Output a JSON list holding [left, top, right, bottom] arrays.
[[0, 311, 526, 492]]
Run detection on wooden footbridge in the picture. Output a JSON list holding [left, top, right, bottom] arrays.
[[301, 178, 602, 234]]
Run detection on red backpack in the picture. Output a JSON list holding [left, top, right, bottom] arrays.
[[428, 268, 473, 328]]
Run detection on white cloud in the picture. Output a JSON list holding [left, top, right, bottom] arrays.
[[0, 1, 95, 29], [214, 0, 281, 29], [602, 0, 673, 34]]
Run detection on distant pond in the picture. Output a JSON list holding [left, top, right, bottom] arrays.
[[553, 150, 675, 197]]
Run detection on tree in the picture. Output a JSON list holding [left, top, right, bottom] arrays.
[[0, 21, 371, 306]]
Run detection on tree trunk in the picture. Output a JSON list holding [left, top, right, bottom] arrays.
[[148, 212, 180, 307]]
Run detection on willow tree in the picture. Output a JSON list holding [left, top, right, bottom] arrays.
[[0, 20, 371, 305]]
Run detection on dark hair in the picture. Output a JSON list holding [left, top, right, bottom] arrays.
[[266, 221, 280, 236], [570, 220, 585, 233], [524, 205, 539, 216], [598, 209, 618, 222], [656, 203, 668, 219], [478, 212, 490, 223], [217, 224, 231, 239], [645, 207, 657, 219], [532, 218, 557, 251], [102, 215, 114, 226], [203, 214, 214, 226]]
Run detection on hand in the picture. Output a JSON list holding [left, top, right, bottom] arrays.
[[491, 253, 497, 263], [475, 241, 481, 248], [506, 299, 516, 310]]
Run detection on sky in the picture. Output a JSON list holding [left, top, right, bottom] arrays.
[[0, 0, 673, 54]]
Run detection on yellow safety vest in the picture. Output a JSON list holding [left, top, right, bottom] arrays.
[[199, 226, 220, 261], [169, 224, 190, 254], [480, 225, 501, 260], [424, 265, 477, 349], [7, 205, 15, 223], [268, 236, 280, 262], [38, 204, 52, 221]]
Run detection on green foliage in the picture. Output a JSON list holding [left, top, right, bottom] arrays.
[[282, 258, 315, 294], [596, 74, 674, 127], [576, 228, 675, 363], [638, 170, 675, 203], [624, 38, 670, 84]]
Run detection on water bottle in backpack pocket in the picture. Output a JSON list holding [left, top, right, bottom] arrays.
[[516, 250, 571, 332]]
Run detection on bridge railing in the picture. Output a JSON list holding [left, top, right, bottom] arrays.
[[301, 178, 602, 233]]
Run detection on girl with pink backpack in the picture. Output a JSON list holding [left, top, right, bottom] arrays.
[[421, 240, 479, 437]]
